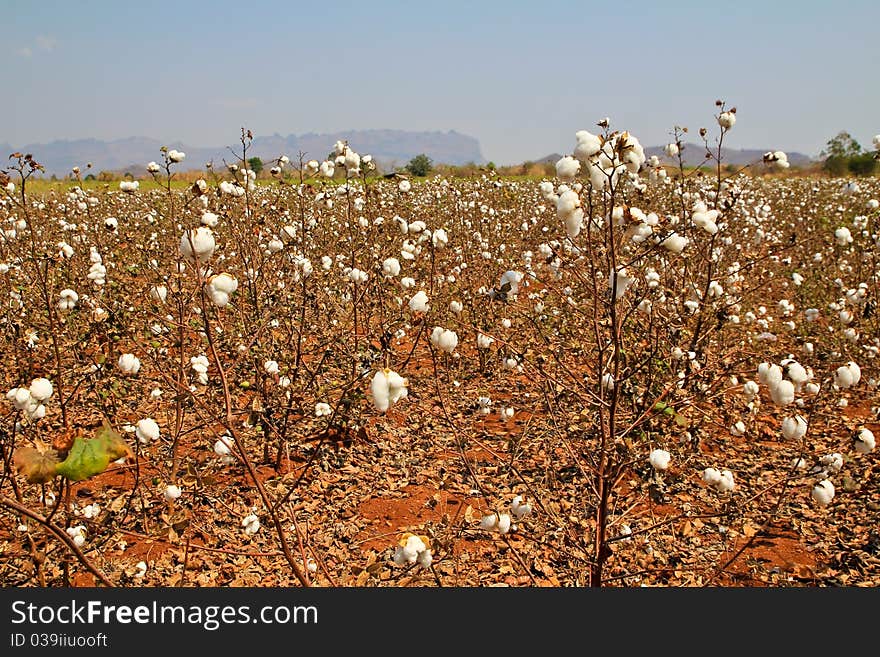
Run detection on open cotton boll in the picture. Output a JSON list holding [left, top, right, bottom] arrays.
[[66, 525, 86, 548], [660, 233, 688, 254], [136, 418, 160, 444], [510, 495, 532, 519], [207, 272, 238, 308], [811, 480, 835, 507], [499, 270, 524, 294], [819, 453, 844, 474], [702, 467, 722, 486], [609, 267, 634, 300], [717, 470, 735, 493], [649, 449, 671, 471], [408, 290, 429, 313], [854, 428, 875, 454], [119, 180, 139, 192], [781, 415, 808, 441], [449, 300, 463, 314], [430, 327, 459, 354], [757, 363, 783, 386], [479, 514, 498, 531], [167, 149, 185, 163], [370, 369, 408, 413], [555, 156, 580, 182], [730, 421, 746, 437], [664, 143, 679, 158], [118, 353, 141, 375], [834, 362, 860, 388], [718, 111, 736, 129], [834, 227, 853, 246], [574, 130, 602, 161], [28, 378, 53, 402], [163, 484, 182, 502], [241, 514, 260, 536], [769, 379, 795, 406], [477, 333, 494, 349], [382, 257, 401, 277], [179, 226, 215, 263], [496, 513, 512, 534], [742, 380, 760, 400]]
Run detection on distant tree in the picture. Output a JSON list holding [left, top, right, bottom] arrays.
[[486, 161, 496, 171], [847, 153, 877, 177], [405, 153, 433, 177], [821, 131, 862, 176], [247, 156, 264, 175], [84, 174, 96, 181]]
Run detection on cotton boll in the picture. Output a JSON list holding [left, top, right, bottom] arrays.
[[264, 360, 280, 375], [555, 156, 580, 182], [574, 130, 602, 161], [718, 111, 736, 130], [664, 143, 679, 158], [703, 467, 722, 486], [834, 227, 853, 246], [118, 353, 141, 375], [480, 514, 498, 531], [241, 514, 260, 536], [730, 421, 746, 437], [449, 300, 463, 314], [371, 369, 408, 413], [28, 378, 53, 402], [820, 453, 844, 474], [496, 513, 512, 534], [811, 480, 835, 507], [601, 373, 615, 392], [769, 380, 795, 406], [163, 484, 182, 502], [609, 268, 634, 300], [742, 380, 759, 400], [66, 525, 86, 548], [781, 416, 807, 441], [510, 495, 532, 519], [382, 257, 401, 277], [430, 327, 459, 354], [136, 418, 160, 444], [660, 233, 688, 254], [167, 149, 185, 163], [649, 449, 671, 471], [179, 227, 216, 263], [408, 290, 429, 313], [854, 428, 875, 454], [757, 363, 782, 386]]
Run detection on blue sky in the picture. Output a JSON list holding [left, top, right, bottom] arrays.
[[2, 0, 878, 164]]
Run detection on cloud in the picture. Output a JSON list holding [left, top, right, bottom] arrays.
[[213, 98, 261, 110], [17, 47, 33, 58], [35, 35, 58, 52]]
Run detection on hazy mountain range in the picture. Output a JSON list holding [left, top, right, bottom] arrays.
[[534, 144, 814, 168], [2, 132, 817, 176], [0, 129, 487, 176]]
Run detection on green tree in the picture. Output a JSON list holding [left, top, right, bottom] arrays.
[[847, 154, 877, 177], [247, 156, 264, 175], [821, 131, 862, 176], [405, 153, 433, 177]]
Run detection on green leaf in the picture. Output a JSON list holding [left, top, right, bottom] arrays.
[[54, 423, 130, 482]]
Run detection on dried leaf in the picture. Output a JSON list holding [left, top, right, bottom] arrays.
[[14, 446, 61, 483]]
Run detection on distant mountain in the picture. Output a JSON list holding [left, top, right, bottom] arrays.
[[2, 130, 485, 176], [533, 143, 814, 168]]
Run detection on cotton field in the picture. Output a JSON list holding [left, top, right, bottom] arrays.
[[1, 119, 879, 587]]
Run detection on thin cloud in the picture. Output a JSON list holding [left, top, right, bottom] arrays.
[[35, 35, 58, 52], [17, 47, 33, 58]]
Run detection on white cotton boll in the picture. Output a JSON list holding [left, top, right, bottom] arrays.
[[400, 276, 416, 289], [854, 428, 875, 454], [417, 549, 433, 569], [167, 149, 185, 163], [769, 380, 795, 406], [555, 156, 580, 182], [730, 421, 746, 437], [9, 388, 31, 410], [781, 416, 808, 441], [660, 233, 688, 254], [845, 361, 861, 386], [241, 514, 261, 536], [150, 285, 168, 304], [649, 449, 671, 471], [319, 160, 335, 178], [820, 453, 844, 474], [432, 228, 449, 249], [510, 495, 532, 519], [757, 363, 782, 386], [28, 378, 53, 401], [664, 143, 679, 158], [179, 226, 216, 263], [811, 480, 835, 507], [371, 369, 408, 413], [118, 353, 141, 375], [717, 470, 735, 493], [382, 257, 401, 277], [66, 525, 86, 548], [398, 179, 412, 193], [214, 437, 232, 457], [609, 268, 634, 300], [264, 360, 280, 375], [718, 111, 736, 130], [496, 513, 512, 534], [58, 288, 79, 311], [477, 333, 494, 349], [480, 514, 498, 531], [314, 402, 332, 417], [834, 365, 855, 389], [693, 211, 718, 235], [200, 212, 219, 228], [742, 380, 759, 399], [449, 300, 463, 314], [703, 467, 722, 486], [805, 382, 820, 396], [430, 327, 459, 354], [834, 227, 853, 246], [119, 180, 139, 193], [408, 290, 429, 313], [574, 130, 602, 160], [163, 484, 182, 502], [147, 161, 161, 173], [136, 418, 160, 444], [500, 270, 524, 295]]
